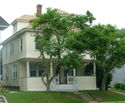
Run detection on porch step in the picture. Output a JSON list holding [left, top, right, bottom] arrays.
[[53, 84, 78, 91]]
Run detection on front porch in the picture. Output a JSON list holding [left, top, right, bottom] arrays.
[[20, 60, 97, 91]]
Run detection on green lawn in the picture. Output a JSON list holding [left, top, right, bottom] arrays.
[[2, 92, 87, 103], [109, 87, 125, 93], [80, 90, 125, 102]]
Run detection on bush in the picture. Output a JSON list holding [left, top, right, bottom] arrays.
[[114, 83, 122, 89], [120, 84, 125, 90], [114, 83, 125, 90], [0, 88, 9, 93]]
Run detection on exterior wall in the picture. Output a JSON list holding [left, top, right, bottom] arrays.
[[76, 76, 97, 90], [25, 32, 49, 58], [2, 33, 26, 65], [20, 77, 46, 91], [13, 22, 29, 33], [17, 22, 29, 32], [2, 62, 20, 86]]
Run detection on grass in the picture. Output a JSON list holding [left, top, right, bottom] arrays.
[[109, 87, 125, 93], [80, 90, 125, 102], [2, 92, 87, 103]]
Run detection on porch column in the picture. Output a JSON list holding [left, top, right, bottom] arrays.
[[26, 61, 30, 77], [73, 69, 76, 77], [93, 62, 96, 76], [50, 62, 53, 77]]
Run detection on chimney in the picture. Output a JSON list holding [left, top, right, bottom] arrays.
[[37, 4, 42, 14]]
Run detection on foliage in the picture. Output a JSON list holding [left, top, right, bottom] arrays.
[[114, 83, 125, 90], [114, 83, 122, 89], [62, 52, 83, 69], [0, 87, 9, 93], [68, 24, 125, 90]]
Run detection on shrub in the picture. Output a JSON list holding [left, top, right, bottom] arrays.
[[114, 83, 122, 89], [0, 88, 9, 93], [120, 84, 125, 90]]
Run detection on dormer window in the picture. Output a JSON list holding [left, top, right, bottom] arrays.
[[13, 23, 17, 33]]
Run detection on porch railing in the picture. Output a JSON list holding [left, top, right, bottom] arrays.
[[52, 74, 78, 89]]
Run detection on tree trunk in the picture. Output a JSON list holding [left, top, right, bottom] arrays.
[[41, 72, 57, 92], [46, 82, 50, 92], [101, 72, 108, 90]]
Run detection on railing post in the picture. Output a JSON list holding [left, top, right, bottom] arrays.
[[73, 69, 76, 77]]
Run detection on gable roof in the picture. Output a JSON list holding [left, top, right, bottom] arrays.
[[56, 8, 69, 15], [0, 16, 9, 30], [11, 15, 36, 25]]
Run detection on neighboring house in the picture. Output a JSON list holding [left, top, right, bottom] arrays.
[[110, 66, 125, 86], [0, 16, 9, 80], [1, 5, 97, 91]]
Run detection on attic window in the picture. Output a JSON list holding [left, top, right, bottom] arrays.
[[13, 23, 17, 33]]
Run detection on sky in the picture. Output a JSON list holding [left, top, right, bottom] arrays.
[[0, 0, 125, 42]]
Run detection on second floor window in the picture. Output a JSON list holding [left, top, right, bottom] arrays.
[[35, 43, 40, 50], [10, 42, 14, 56], [19, 38, 23, 52]]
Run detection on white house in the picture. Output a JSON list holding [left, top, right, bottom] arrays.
[[1, 5, 97, 91]]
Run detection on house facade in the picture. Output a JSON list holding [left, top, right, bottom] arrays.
[[1, 5, 97, 91]]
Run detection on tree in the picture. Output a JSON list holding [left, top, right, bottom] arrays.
[[30, 8, 95, 91], [67, 24, 125, 90]]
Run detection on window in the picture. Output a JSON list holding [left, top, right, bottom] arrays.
[[10, 42, 14, 56], [5, 66, 9, 80], [35, 43, 39, 50], [30, 64, 44, 77], [30, 64, 37, 77], [19, 38, 23, 52], [12, 64, 17, 79], [13, 23, 17, 33], [38, 64, 44, 76]]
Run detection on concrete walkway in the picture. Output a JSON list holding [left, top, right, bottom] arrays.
[[113, 91, 125, 96]]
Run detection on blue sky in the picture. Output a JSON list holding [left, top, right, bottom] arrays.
[[0, 0, 125, 42]]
